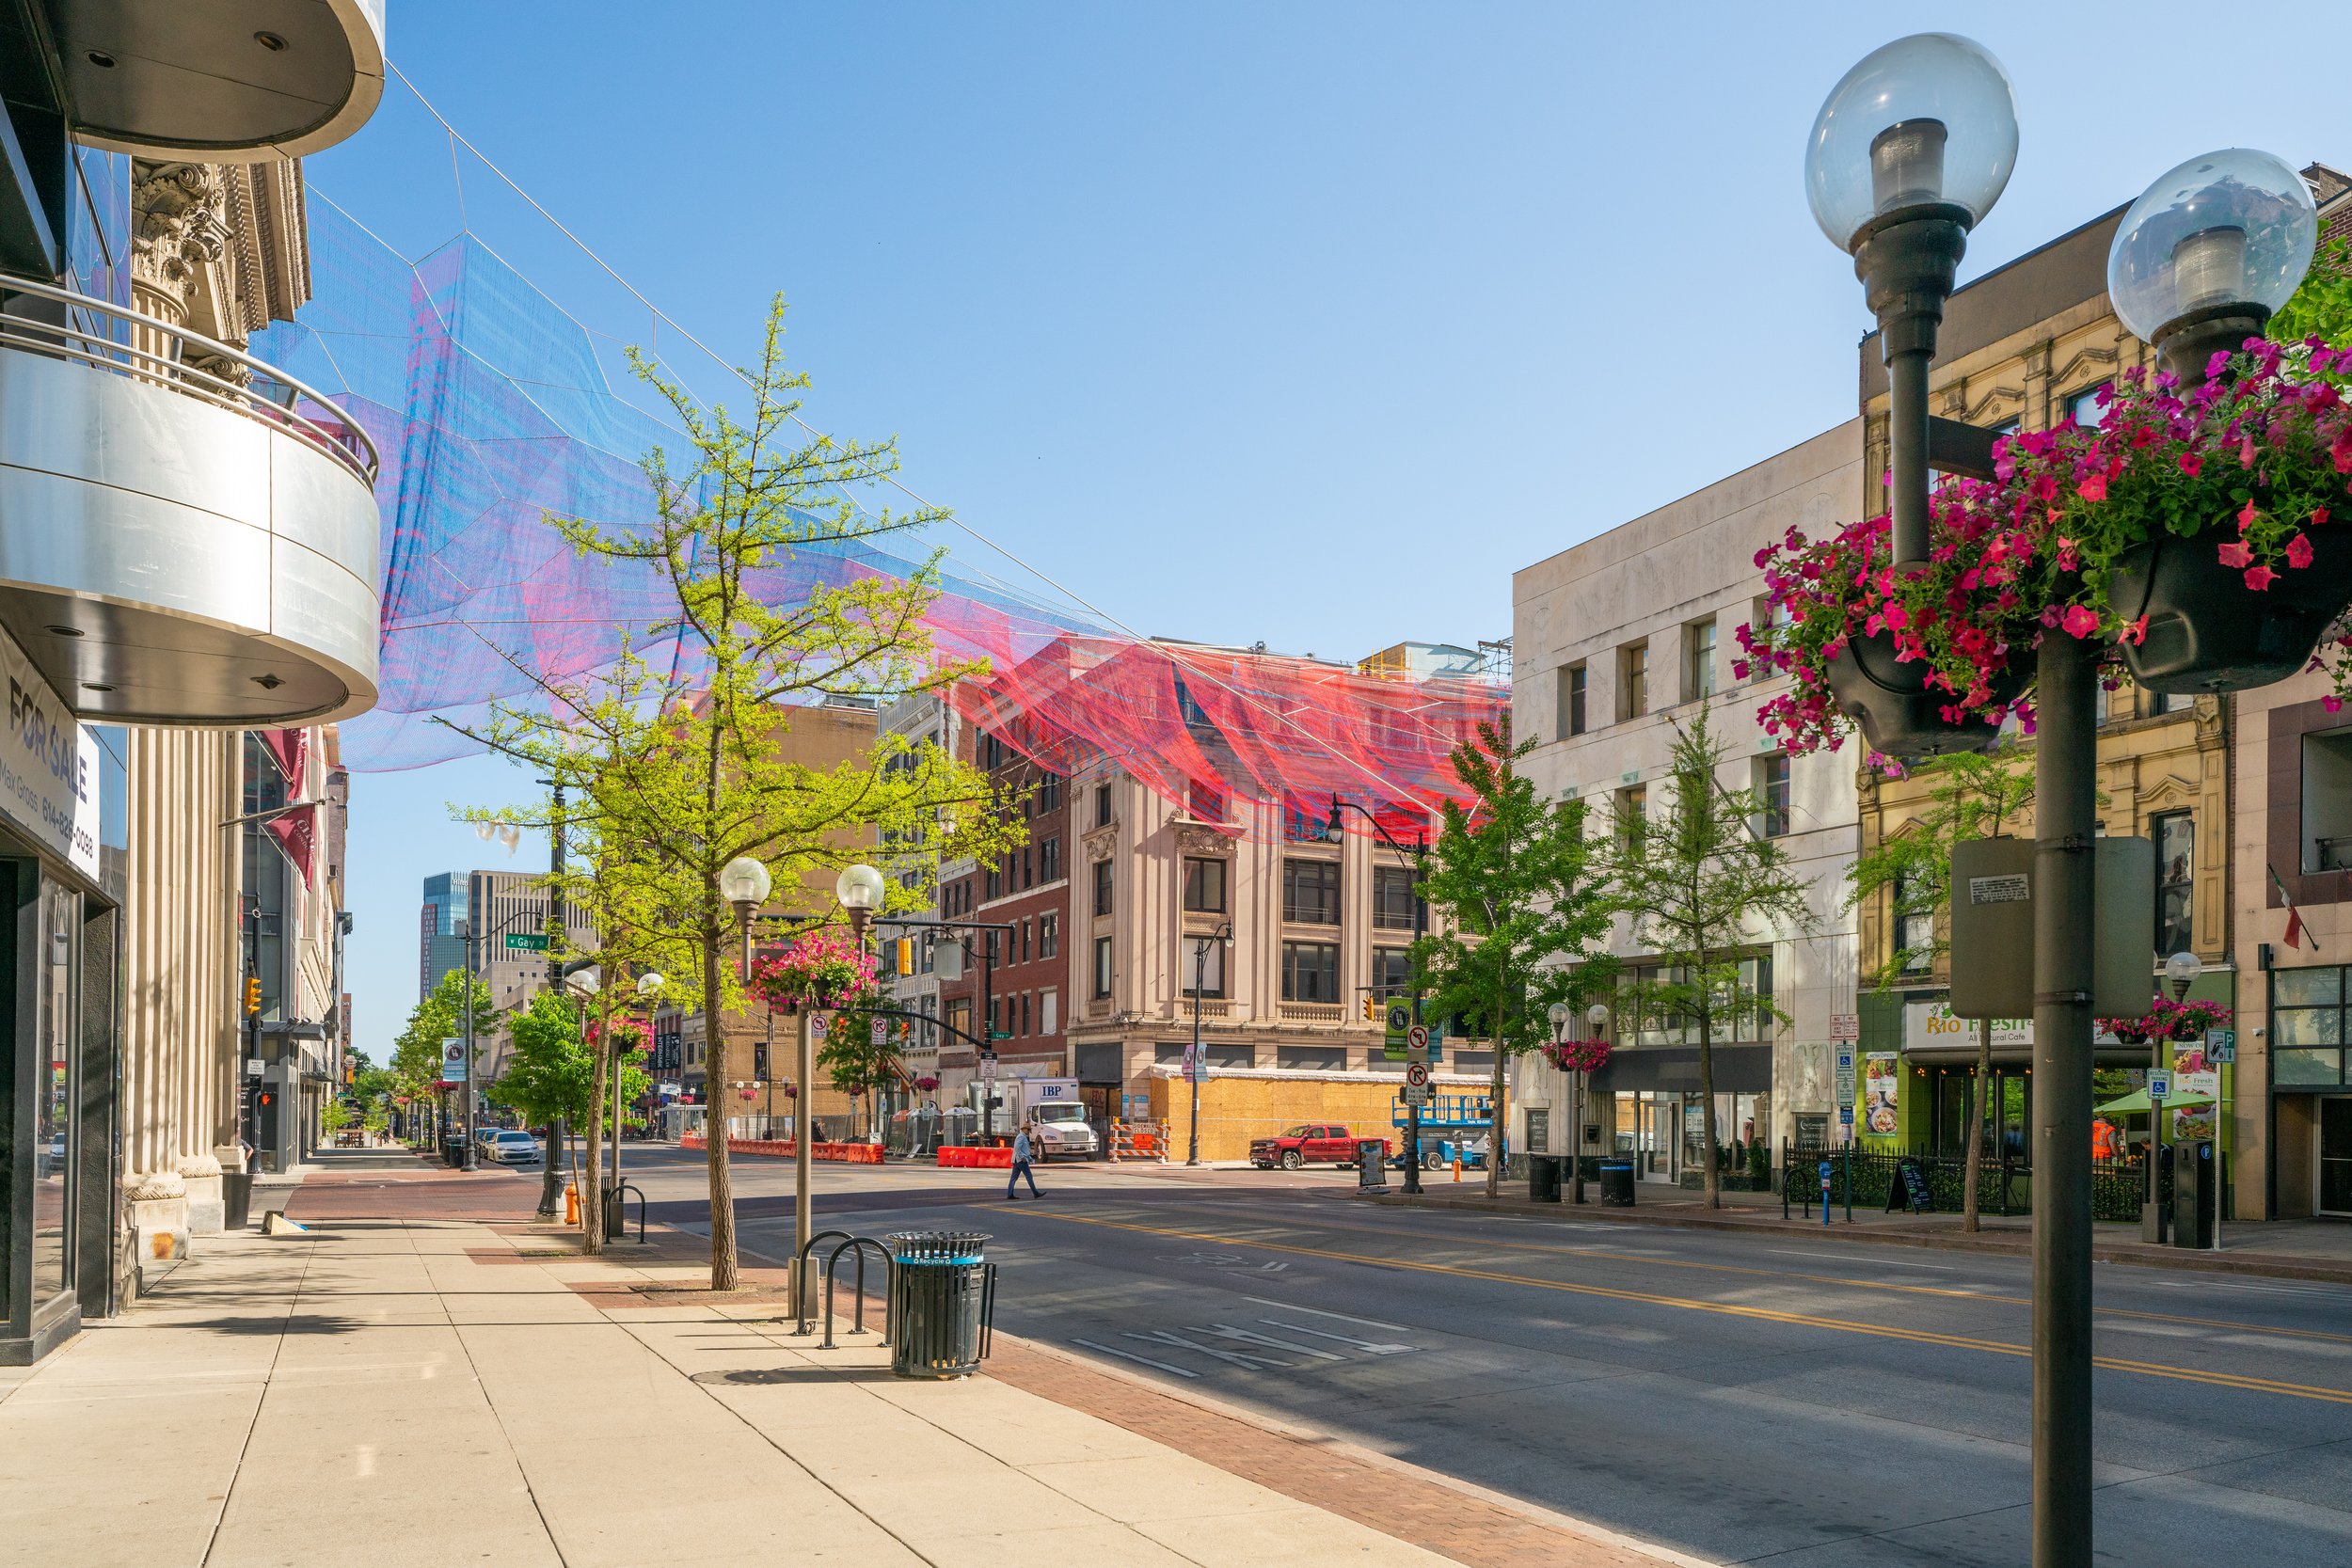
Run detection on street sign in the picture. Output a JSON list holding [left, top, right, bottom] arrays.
[[1829, 1014, 1859, 1042], [1838, 1104, 1854, 1128], [1834, 1047, 1856, 1107], [504, 931, 549, 951], [2149, 1070, 2171, 1100], [1383, 1000, 1412, 1058], [870, 1018, 887, 1045], [979, 1056, 997, 1082], [1401, 1083, 1430, 1106], [1404, 1061, 1431, 1088], [2206, 1028, 2236, 1065], [1406, 1023, 1430, 1069], [244, 1057, 263, 1079], [989, 1030, 1013, 1041]]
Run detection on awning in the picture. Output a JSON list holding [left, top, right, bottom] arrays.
[[2094, 1088, 2217, 1116]]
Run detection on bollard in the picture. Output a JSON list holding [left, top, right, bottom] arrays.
[[1819, 1161, 1832, 1228]]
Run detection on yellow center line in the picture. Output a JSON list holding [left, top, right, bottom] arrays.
[[1204, 1201, 2352, 1349], [1029, 1210, 2352, 1407]]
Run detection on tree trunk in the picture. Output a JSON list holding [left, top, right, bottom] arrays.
[[582, 991, 612, 1254], [1697, 1002, 1721, 1211], [1963, 1016, 1991, 1232], [703, 903, 739, 1291]]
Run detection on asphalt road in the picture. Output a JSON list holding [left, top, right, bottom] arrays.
[[622, 1148, 2352, 1566]]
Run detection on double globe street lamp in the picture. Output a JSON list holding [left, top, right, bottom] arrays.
[[1804, 35, 2318, 1568]]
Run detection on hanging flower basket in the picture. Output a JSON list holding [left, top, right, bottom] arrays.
[[1825, 627, 2032, 760], [1541, 1038, 1612, 1074], [2097, 995, 2229, 1045], [749, 929, 878, 1014], [2108, 525, 2352, 693]]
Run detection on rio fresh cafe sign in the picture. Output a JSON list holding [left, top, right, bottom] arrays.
[[0, 625, 97, 879], [1904, 999, 2119, 1053]]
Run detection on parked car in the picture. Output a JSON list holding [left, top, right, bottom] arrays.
[[485, 1130, 543, 1165], [1248, 1124, 1388, 1170]]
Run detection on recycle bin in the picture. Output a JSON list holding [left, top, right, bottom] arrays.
[[886, 1231, 993, 1379], [221, 1170, 253, 1230], [1527, 1153, 1563, 1203], [1598, 1159, 1636, 1207]]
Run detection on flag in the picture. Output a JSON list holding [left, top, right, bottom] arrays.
[[258, 728, 309, 786], [265, 801, 317, 887], [2271, 863, 2313, 952]]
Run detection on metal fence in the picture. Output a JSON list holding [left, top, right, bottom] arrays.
[[1780, 1143, 2147, 1223]]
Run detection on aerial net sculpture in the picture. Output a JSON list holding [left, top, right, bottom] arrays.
[[253, 194, 1506, 826]]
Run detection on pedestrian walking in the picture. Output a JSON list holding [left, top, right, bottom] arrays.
[[1005, 1128, 1041, 1199]]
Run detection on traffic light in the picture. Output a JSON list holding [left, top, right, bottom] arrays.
[[895, 937, 914, 977], [1361, 994, 1376, 1022], [244, 975, 262, 1016]]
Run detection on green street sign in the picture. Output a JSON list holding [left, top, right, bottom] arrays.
[[504, 932, 549, 952], [989, 1030, 1013, 1040]]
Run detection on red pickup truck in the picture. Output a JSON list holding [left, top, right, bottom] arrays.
[[1248, 1124, 1389, 1170]]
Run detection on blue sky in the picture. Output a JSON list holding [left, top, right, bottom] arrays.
[[328, 2, 2352, 1060]]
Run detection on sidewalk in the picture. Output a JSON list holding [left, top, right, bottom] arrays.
[[0, 1174, 1695, 1568], [1371, 1183, 2352, 1283]]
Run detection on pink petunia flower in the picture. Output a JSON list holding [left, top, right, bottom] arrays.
[[2246, 565, 2278, 591], [2288, 533, 2314, 570], [2239, 498, 2260, 531], [2178, 451, 2203, 477], [2076, 474, 2107, 502], [2062, 606, 2098, 639], [2217, 540, 2252, 569], [2327, 696, 2344, 714]]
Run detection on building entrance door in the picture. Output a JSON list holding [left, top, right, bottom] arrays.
[[2320, 1099, 2352, 1216], [1647, 1094, 1678, 1182]]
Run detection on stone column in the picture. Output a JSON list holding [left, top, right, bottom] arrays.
[[128, 161, 225, 377]]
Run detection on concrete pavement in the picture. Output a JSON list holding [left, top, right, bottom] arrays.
[[0, 1173, 1688, 1568]]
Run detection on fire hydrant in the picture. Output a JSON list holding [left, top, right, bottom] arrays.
[[564, 1183, 580, 1226]]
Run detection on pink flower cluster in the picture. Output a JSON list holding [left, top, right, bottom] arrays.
[[748, 927, 879, 1011], [2096, 994, 2231, 1044], [1541, 1038, 1612, 1074], [1743, 337, 2352, 758]]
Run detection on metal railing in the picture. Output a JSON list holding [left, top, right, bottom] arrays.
[[1780, 1141, 2146, 1222], [0, 275, 378, 483]]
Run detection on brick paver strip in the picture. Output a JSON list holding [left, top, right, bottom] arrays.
[[983, 1335, 1704, 1567]]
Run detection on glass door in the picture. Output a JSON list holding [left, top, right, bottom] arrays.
[[1648, 1094, 1678, 1180], [31, 878, 77, 1306], [2320, 1099, 2352, 1216]]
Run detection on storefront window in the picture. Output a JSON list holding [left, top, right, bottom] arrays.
[[2275, 966, 2351, 1086], [32, 879, 77, 1300]]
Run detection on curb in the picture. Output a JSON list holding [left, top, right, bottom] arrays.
[[1366, 1192, 2352, 1286]]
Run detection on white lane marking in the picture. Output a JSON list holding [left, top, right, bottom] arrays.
[[1260, 1319, 1417, 1354], [1200, 1323, 1343, 1360], [1125, 1328, 1293, 1370], [1769, 1248, 1956, 1272], [1072, 1338, 1198, 1377], [1237, 1296, 1413, 1333]]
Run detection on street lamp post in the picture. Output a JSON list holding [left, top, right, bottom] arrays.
[[620, 971, 663, 1219], [1806, 37, 2315, 1567], [1581, 1001, 1610, 1205], [1186, 921, 1232, 1166], [1327, 798, 1430, 1195]]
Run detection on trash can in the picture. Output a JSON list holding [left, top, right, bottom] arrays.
[[886, 1230, 994, 1379], [441, 1133, 469, 1168], [1597, 1159, 1636, 1207], [1527, 1152, 1563, 1203], [221, 1170, 253, 1230]]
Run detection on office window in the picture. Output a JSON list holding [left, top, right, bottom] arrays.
[[1020, 993, 1030, 1036], [1022, 846, 1035, 889], [2154, 810, 2195, 957], [1747, 595, 1791, 673], [2067, 383, 2112, 430], [1755, 752, 1790, 838], [2305, 728, 2352, 871], [1021, 919, 1031, 963], [1094, 782, 1113, 828], [1041, 990, 1057, 1036], [1183, 934, 1227, 998], [1894, 870, 1933, 972], [1618, 641, 1648, 721], [1558, 661, 1588, 737], [1282, 858, 1342, 925], [1092, 859, 1114, 916], [982, 732, 1004, 768], [1280, 941, 1340, 1003], [1372, 947, 1412, 999], [1183, 855, 1227, 912], [1038, 773, 1060, 813], [1040, 911, 1058, 958], [1615, 784, 1646, 847], [1683, 619, 1716, 703], [1372, 864, 1416, 930], [1092, 937, 1113, 998], [2145, 689, 2181, 717], [2274, 966, 2347, 1085], [1041, 834, 1061, 883], [984, 865, 1003, 901], [946, 996, 972, 1043]]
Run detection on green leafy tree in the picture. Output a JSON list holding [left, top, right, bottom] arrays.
[[816, 1007, 905, 1141], [1847, 745, 2035, 1231], [492, 991, 597, 1186], [1410, 717, 1617, 1199], [1607, 705, 1817, 1210], [453, 296, 1019, 1290], [393, 968, 496, 1143], [2270, 231, 2352, 349]]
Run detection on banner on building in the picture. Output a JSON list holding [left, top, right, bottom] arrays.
[[0, 623, 98, 879], [1904, 1001, 2031, 1053], [1863, 1053, 1899, 1136]]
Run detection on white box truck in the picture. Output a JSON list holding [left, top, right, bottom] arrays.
[[967, 1075, 1098, 1161]]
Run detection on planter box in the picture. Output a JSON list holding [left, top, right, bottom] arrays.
[[1826, 628, 2025, 760]]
